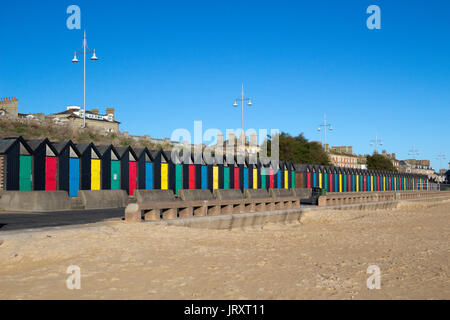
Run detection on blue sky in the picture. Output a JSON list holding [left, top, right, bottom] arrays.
[[0, 0, 449, 170]]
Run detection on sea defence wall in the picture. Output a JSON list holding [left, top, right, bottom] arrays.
[[0, 191, 72, 212], [0, 190, 129, 212], [77, 190, 129, 209], [147, 191, 450, 230], [317, 190, 450, 207], [126, 188, 450, 224]]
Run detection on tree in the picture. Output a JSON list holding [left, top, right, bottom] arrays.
[[262, 132, 330, 165], [366, 153, 397, 171]]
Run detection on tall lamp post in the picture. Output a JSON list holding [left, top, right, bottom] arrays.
[[233, 84, 253, 152], [317, 114, 333, 152], [72, 30, 99, 128], [370, 134, 383, 153], [408, 145, 419, 159], [436, 152, 446, 175]]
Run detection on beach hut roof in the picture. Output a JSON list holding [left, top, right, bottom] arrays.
[[96, 145, 120, 160], [51, 140, 81, 157], [27, 138, 58, 156], [134, 147, 154, 162], [116, 146, 138, 161]]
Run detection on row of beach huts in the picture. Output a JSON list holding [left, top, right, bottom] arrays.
[[0, 137, 429, 197]]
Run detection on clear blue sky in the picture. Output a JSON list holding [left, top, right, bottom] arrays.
[[0, 0, 449, 170]]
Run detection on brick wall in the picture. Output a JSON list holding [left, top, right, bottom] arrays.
[[0, 155, 5, 190]]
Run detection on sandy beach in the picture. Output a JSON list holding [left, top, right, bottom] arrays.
[[0, 200, 449, 300]]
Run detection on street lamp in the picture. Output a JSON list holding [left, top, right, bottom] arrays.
[[233, 84, 253, 151], [408, 145, 419, 159], [72, 30, 99, 128], [436, 152, 446, 172], [317, 114, 332, 152], [370, 134, 383, 153]]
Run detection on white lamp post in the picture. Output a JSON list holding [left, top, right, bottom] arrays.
[[233, 84, 253, 151], [370, 134, 383, 153], [317, 114, 333, 152], [72, 30, 99, 128]]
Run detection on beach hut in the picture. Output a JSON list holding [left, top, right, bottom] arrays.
[[248, 156, 259, 189], [0, 137, 33, 191], [96, 145, 121, 191], [165, 149, 184, 194], [27, 139, 59, 191], [76, 143, 102, 191], [356, 169, 361, 192], [241, 156, 250, 190], [225, 154, 239, 189], [115, 146, 138, 195], [316, 165, 324, 190], [310, 165, 317, 189], [52, 141, 81, 197], [192, 152, 207, 190], [348, 168, 354, 192], [290, 162, 296, 189], [259, 158, 268, 190], [319, 165, 326, 191], [343, 168, 350, 192], [293, 164, 306, 189], [325, 166, 332, 192], [374, 171, 379, 191], [304, 165, 312, 189], [339, 167, 345, 192], [221, 155, 232, 190], [331, 167, 337, 192], [180, 151, 195, 190], [206, 155, 219, 191], [149, 149, 170, 190], [134, 148, 154, 190], [284, 161, 292, 189]]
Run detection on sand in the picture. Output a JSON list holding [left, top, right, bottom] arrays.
[[0, 200, 449, 300]]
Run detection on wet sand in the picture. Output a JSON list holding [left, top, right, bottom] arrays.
[[0, 200, 449, 300]]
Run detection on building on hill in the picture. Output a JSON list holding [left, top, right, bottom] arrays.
[[398, 159, 435, 178], [380, 150, 400, 170], [327, 145, 365, 169], [0, 97, 18, 117], [48, 106, 120, 133]]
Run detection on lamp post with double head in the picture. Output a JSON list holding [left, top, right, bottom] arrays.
[[72, 30, 99, 128], [233, 84, 253, 153], [370, 134, 383, 154], [317, 114, 333, 152]]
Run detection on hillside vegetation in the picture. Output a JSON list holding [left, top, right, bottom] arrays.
[[0, 117, 173, 150]]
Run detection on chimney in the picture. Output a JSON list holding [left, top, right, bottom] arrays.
[[348, 146, 353, 154], [91, 109, 99, 115], [106, 108, 115, 116], [217, 132, 224, 147], [250, 132, 258, 147], [228, 131, 236, 144], [392, 153, 396, 159]]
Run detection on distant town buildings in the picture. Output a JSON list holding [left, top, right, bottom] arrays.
[[380, 150, 400, 170], [48, 106, 120, 133], [0, 98, 121, 134], [326, 145, 366, 169]]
